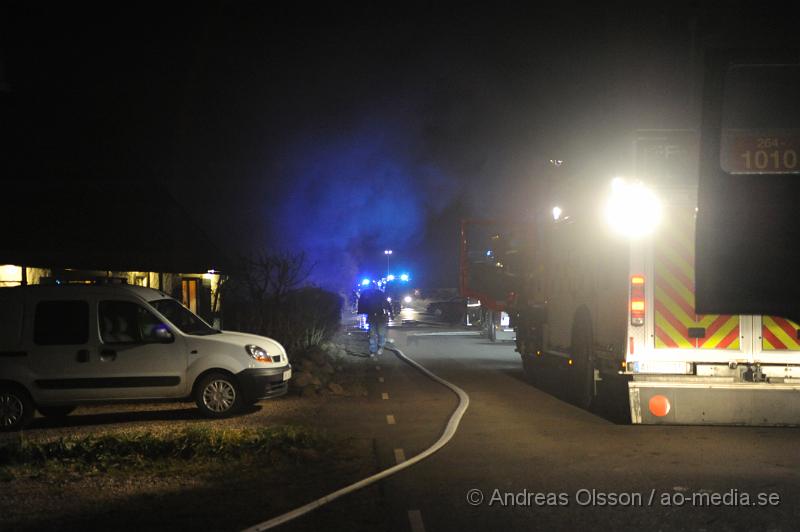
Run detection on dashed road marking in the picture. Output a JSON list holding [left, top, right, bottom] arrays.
[[408, 510, 426, 532], [381, 392, 389, 400], [393, 448, 406, 464], [386, 414, 396, 425], [378, 377, 385, 383]]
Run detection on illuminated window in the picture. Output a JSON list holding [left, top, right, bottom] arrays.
[[0, 265, 22, 287], [181, 278, 199, 314]]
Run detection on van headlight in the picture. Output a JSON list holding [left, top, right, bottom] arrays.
[[245, 344, 270, 362]]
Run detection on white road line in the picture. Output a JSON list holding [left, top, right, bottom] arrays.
[[378, 377, 385, 383], [241, 345, 470, 532], [408, 510, 426, 532], [393, 448, 406, 464], [386, 414, 396, 425], [407, 331, 482, 337], [381, 392, 389, 400]]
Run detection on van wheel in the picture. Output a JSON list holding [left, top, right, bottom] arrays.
[[0, 385, 34, 432], [194, 373, 243, 418], [38, 406, 76, 418]]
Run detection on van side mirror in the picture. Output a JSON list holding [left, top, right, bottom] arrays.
[[153, 326, 174, 343]]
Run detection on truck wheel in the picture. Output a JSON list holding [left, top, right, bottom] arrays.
[[570, 314, 595, 410], [38, 406, 76, 418], [488, 311, 497, 342], [0, 385, 34, 432], [522, 355, 541, 387], [194, 372, 244, 418]]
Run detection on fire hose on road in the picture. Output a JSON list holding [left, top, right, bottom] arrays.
[[242, 345, 471, 531]]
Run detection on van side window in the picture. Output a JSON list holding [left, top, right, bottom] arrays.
[[34, 301, 90, 345], [0, 298, 23, 346], [100, 301, 168, 344]]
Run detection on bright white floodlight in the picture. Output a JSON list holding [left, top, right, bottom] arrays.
[[604, 178, 662, 238]]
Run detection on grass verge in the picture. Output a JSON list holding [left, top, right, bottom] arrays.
[[0, 426, 328, 478], [0, 425, 380, 531]]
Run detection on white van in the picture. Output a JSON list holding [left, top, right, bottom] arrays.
[[0, 284, 292, 430]]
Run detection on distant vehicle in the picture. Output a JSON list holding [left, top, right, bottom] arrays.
[[0, 284, 292, 431], [426, 296, 466, 324]]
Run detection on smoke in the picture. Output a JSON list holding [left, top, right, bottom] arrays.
[[263, 115, 457, 293]]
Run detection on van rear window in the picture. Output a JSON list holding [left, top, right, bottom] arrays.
[[34, 300, 89, 345]]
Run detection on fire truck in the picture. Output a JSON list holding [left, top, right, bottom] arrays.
[[486, 49, 800, 425]]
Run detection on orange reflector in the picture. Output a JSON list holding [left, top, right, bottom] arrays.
[[629, 336, 634, 355], [568, 359, 573, 366], [648, 395, 671, 417]]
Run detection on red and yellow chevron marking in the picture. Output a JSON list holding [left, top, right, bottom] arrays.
[[654, 207, 740, 350], [762, 316, 800, 351]]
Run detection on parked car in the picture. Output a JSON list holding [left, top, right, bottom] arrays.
[[0, 284, 292, 431], [426, 296, 467, 324]]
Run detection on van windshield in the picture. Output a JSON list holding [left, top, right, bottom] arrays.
[[151, 299, 220, 336]]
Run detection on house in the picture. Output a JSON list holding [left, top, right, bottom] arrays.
[[0, 180, 230, 326]]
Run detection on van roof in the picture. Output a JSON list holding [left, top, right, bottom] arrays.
[[0, 284, 169, 302]]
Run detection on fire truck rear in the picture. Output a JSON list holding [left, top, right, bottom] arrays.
[[514, 51, 800, 425]]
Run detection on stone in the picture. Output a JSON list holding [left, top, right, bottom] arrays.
[[309, 349, 327, 366], [328, 382, 345, 395], [294, 371, 313, 388]]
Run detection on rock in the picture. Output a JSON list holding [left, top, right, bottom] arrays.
[[294, 371, 313, 388], [311, 375, 322, 387], [322, 363, 335, 375], [309, 348, 327, 366], [328, 382, 345, 395]]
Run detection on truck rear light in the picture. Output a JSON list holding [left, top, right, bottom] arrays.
[[630, 274, 645, 326]]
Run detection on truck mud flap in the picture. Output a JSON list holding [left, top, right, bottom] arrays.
[[629, 381, 800, 426]]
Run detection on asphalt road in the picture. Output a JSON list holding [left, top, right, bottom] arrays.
[[285, 320, 800, 532]]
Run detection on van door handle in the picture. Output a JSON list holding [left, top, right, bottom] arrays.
[[76, 349, 90, 363], [100, 349, 117, 362]]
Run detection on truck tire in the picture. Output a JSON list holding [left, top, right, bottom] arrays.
[[488, 310, 497, 342], [0, 384, 34, 432], [522, 354, 541, 387], [570, 310, 595, 410]]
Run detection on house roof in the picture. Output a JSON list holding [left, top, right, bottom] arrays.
[[0, 180, 231, 274]]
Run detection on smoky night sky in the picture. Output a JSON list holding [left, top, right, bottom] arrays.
[[1, 3, 796, 292]]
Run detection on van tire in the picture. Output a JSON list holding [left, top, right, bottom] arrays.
[[194, 372, 243, 418], [0, 384, 34, 432], [38, 406, 76, 418]]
